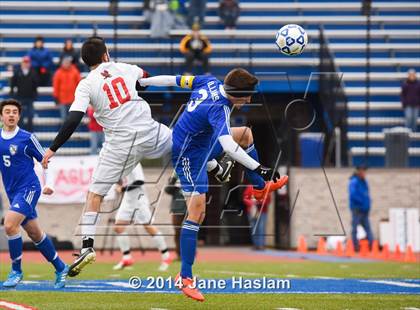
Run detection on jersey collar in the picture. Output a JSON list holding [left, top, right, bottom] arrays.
[[1, 126, 20, 140]]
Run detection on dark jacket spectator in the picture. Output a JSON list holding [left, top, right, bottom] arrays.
[[187, 0, 207, 27], [179, 24, 212, 74], [401, 69, 419, 132], [219, 0, 240, 29], [9, 56, 38, 132], [348, 166, 373, 251], [165, 173, 187, 258], [58, 39, 80, 69], [9, 57, 38, 100], [27, 36, 53, 86]]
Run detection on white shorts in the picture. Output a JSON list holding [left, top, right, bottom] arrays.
[[115, 187, 153, 224], [89, 123, 172, 196]]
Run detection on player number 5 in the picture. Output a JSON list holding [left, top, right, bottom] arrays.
[[3, 155, 11, 167], [103, 77, 131, 110]]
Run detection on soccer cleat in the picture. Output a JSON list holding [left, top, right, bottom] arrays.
[[68, 247, 96, 277], [113, 256, 134, 270], [2, 270, 23, 288], [214, 154, 235, 183], [252, 175, 289, 202], [174, 273, 205, 302], [158, 254, 173, 272], [54, 265, 69, 289]]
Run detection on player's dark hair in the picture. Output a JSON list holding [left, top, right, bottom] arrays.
[[81, 36, 107, 67], [224, 68, 258, 97], [0, 99, 22, 115]]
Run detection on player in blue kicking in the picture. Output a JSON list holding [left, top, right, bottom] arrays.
[[140, 68, 288, 301], [0, 99, 69, 289]]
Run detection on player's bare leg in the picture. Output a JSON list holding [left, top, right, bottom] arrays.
[[68, 191, 103, 277], [175, 194, 206, 302]]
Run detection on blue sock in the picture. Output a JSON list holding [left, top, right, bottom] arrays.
[[35, 234, 65, 272], [8, 233, 23, 273], [245, 144, 265, 189], [180, 220, 199, 279]]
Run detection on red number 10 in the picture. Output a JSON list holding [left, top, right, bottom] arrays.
[[103, 77, 131, 109]]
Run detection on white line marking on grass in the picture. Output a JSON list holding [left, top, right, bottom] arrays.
[[108, 274, 122, 278], [362, 280, 420, 288], [275, 308, 301, 310], [205, 270, 281, 277], [0, 300, 36, 310], [313, 276, 339, 280], [402, 307, 420, 310], [107, 282, 137, 289]]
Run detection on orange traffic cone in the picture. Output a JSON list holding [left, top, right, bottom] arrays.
[[316, 237, 326, 255], [359, 239, 369, 257], [381, 243, 390, 260], [297, 235, 308, 253], [404, 245, 416, 263], [345, 239, 355, 257], [394, 244, 402, 261], [371, 240, 380, 259], [335, 241, 344, 256]]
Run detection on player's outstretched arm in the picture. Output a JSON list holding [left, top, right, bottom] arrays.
[[139, 75, 178, 87], [218, 135, 279, 182]]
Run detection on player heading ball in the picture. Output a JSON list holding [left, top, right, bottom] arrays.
[[139, 68, 289, 302]]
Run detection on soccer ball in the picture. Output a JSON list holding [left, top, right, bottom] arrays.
[[275, 24, 308, 56]]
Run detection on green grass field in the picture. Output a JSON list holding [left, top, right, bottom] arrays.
[[1, 260, 419, 309]]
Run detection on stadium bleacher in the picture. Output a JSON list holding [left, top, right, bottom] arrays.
[[0, 0, 419, 165]]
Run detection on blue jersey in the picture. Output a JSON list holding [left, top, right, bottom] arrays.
[[171, 75, 232, 194], [172, 75, 232, 152], [0, 127, 44, 198]]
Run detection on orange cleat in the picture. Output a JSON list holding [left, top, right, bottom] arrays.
[[252, 175, 289, 202], [174, 273, 205, 302]]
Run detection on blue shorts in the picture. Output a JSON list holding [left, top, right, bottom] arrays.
[[172, 134, 224, 195], [9, 186, 41, 226]]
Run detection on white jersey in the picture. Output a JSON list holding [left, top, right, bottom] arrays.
[[70, 62, 159, 147]]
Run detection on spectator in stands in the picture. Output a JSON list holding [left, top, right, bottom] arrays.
[[219, 0, 240, 30], [401, 69, 420, 132], [187, 0, 207, 27], [87, 107, 104, 154], [9, 56, 38, 132], [53, 57, 81, 123], [165, 173, 187, 259], [169, 0, 188, 29], [27, 36, 53, 86], [348, 165, 373, 252], [149, 0, 174, 38], [59, 39, 80, 69], [179, 23, 212, 74], [243, 184, 271, 251]]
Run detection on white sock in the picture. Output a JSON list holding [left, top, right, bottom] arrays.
[[116, 235, 131, 255], [80, 212, 99, 252], [152, 232, 168, 254], [206, 159, 218, 172]]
